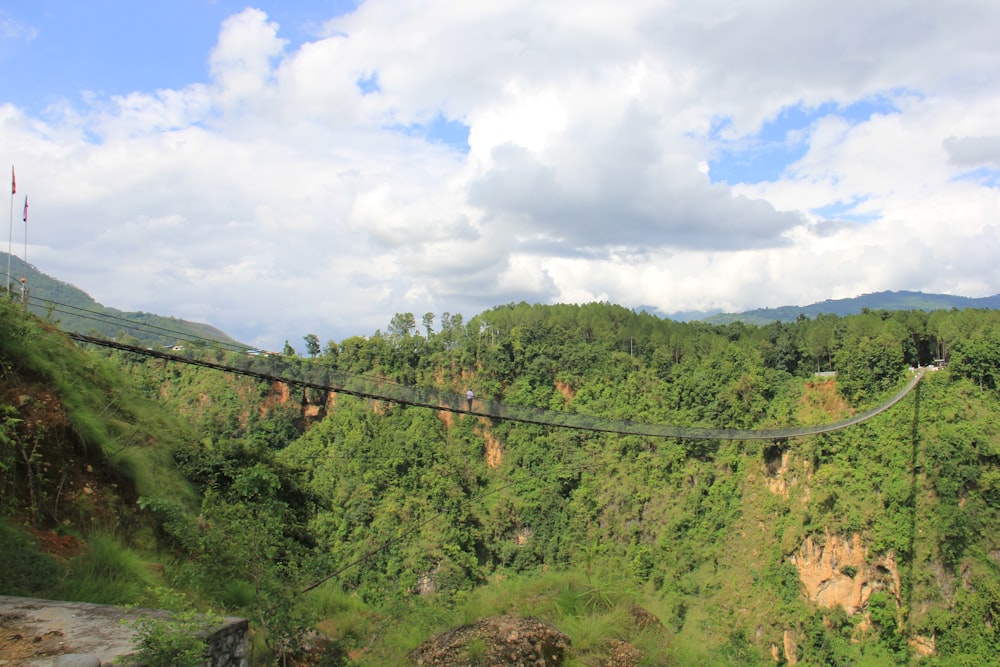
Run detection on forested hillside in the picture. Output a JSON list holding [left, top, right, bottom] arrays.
[[1, 252, 242, 348], [703, 290, 1000, 325], [3, 298, 1000, 665]]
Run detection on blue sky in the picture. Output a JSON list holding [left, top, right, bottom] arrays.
[[2, 1, 357, 111], [2, 1, 999, 349], [708, 97, 901, 185]]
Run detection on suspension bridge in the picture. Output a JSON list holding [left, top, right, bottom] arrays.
[[63, 330, 925, 442]]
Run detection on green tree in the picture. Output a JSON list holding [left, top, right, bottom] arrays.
[[196, 463, 314, 662], [834, 318, 907, 403], [303, 333, 321, 358], [804, 314, 838, 372], [388, 312, 416, 339], [950, 325, 1000, 390]]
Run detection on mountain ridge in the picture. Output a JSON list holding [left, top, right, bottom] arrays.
[[686, 290, 1000, 324], [7, 252, 1000, 343], [1, 252, 242, 348]]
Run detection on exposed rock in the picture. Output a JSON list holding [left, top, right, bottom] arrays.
[[790, 530, 899, 614], [782, 629, 798, 665], [53, 655, 101, 667], [600, 640, 641, 667], [628, 604, 663, 631], [409, 615, 570, 666], [554, 380, 576, 403], [909, 633, 936, 657], [483, 430, 504, 470], [416, 575, 438, 596], [765, 448, 795, 498], [416, 562, 442, 596], [931, 560, 955, 605]]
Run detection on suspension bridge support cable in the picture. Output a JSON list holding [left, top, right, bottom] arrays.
[[67, 333, 925, 441]]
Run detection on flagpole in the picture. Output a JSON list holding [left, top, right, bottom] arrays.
[[6, 165, 13, 297], [20, 204, 27, 304], [22, 197, 28, 304]]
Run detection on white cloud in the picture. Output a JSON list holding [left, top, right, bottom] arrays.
[[209, 9, 287, 113], [4, 1, 1000, 349]]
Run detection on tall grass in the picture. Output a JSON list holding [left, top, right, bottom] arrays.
[[57, 532, 161, 605], [0, 301, 198, 519], [343, 568, 677, 667], [0, 519, 62, 596]]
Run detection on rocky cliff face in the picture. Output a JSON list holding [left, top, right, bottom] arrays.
[[790, 530, 900, 614], [762, 438, 913, 663]]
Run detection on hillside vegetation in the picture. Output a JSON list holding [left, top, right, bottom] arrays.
[[2, 252, 242, 348], [3, 297, 1000, 665]]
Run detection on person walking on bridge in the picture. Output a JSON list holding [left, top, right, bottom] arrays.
[[466, 389, 474, 412]]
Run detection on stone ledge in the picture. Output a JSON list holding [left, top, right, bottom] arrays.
[[0, 595, 247, 667]]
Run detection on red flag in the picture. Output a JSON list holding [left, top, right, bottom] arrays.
[[23, 196, 28, 223], [10, 166, 14, 195]]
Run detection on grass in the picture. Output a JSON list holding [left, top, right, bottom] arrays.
[[0, 519, 62, 596], [57, 532, 162, 605], [2, 302, 196, 498], [465, 636, 488, 665], [340, 568, 677, 667]]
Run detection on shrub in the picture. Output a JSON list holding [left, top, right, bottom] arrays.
[[121, 608, 217, 667]]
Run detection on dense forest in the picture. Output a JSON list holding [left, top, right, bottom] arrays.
[[2, 296, 1000, 665]]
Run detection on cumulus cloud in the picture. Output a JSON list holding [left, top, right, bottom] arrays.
[[4, 1, 1000, 348], [943, 136, 1000, 167]]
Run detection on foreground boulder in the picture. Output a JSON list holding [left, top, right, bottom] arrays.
[[410, 614, 571, 666]]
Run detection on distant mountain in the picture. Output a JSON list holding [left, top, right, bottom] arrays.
[[636, 304, 725, 321], [700, 290, 1000, 325], [1, 253, 244, 348]]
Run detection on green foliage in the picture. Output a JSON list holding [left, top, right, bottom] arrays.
[[120, 589, 222, 667], [58, 532, 161, 605], [947, 316, 1000, 390], [122, 611, 209, 667], [177, 443, 321, 662], [303, 333, 322, 358], [799, 607, 855, 666], [0, 297, 197, 527], [834, 314, 908, 404], [868, 591, 906, 655], [13, 296, 1000, 664], [464, 636, 488, 665], [0, 519, 62, 595], [0, 406, 21, 515], [359, 570, 666, 667], [2, 251, 240, 348], [929, 560, 1000, 662]]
